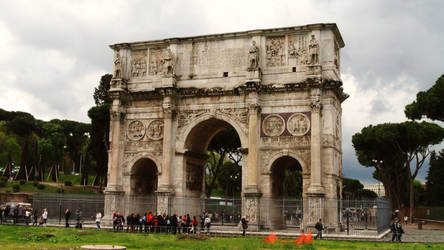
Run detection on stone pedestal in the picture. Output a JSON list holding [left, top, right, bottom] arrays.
[[156, 191, 172, 215], [307, 65, 322, 76], [302, 194, 324, 230], [103, 189, 124, 225], [161, 76, 176, 88], [246, 69, 261, 84], [244, 188, 262, 231]]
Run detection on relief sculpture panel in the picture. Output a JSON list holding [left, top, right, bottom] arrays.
[[288, 34, 308, 65], [265, 36, 285, 67], [287, 113, 310, 136], [127, 120, 145, 141], [131, 50, 147, 77], [262, 114, 285, 137], [146, 120, 164, 140], [148, 48, 164, 75]]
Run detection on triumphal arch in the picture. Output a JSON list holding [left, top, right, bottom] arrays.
[[104, 23, 348, 230]]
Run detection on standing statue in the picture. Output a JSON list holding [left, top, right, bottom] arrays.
[[162, 48, 175, 76], [248, 41, 259, 71], [114, 51, 122, 78], [308, 34, 319, 65]]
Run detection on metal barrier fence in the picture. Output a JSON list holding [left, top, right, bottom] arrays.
[[31, 193, 390, 235], [32, 193, 104, 223]]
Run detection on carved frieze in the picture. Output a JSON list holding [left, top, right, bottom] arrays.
[[146, 120, 164, 140], [262, 114, 285, 137], [127, 120, 146, 141], [177, 110, 209, 128], [124, 140, 163, 154], [287, 113, 310, 136], [288, 34, 308, 65], [131, 50, 147, 78], [261, 135, 310, 148], [265, 36, 285, 67], [216, 108, 248, 125]]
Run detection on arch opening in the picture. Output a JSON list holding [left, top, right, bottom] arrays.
[[181, 118, 243, 223], [269, 156, 303, 230], [131, 158, 158, 195]]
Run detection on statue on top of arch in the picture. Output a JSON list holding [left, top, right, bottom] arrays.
[[161, 48, 176, 77], [247, 40, 259, 71]]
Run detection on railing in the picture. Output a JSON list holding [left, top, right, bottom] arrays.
[[28, 193, 391, 236]]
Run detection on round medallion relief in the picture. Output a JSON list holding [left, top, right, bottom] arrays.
[[146, 120, 164, 140], [262, 114, 285, 137], [127, 120, 145, 141], [287, 113, 310, 136]]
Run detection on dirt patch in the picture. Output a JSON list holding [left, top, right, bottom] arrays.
[[177, 234, 209, 241]]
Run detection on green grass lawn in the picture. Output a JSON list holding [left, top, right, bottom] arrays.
[[0, 225, 442, 250], [0, 180, 97, 195]]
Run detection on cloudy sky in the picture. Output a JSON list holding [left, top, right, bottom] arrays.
[[1, 0, 443, 184]]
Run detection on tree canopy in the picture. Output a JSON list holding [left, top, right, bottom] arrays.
[[405, 74, 444, 122]]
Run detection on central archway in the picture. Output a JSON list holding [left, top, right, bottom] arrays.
[[180, 117, 243, 223]]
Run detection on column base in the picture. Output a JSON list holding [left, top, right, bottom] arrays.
[[302, 193, 325, 230], [103, 189, 125, 226]]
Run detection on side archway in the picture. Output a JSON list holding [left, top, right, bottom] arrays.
[[130, 158, 158, 195]]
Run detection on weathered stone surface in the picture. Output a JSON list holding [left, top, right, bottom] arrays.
[[104, 23, 347, 230]]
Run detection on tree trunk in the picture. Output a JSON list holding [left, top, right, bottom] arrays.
[[409, 176, 414, 221]]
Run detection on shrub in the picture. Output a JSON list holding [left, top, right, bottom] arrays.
[[37, 184, 46, 190], [33, 181, 39, 186], [5, 190, 11, 193], [12, 184, 20, 192], [0, 176, 7, 182], [64, 181, 72, 186], [57, 188, 64, 193], [0, 181, 6, 187], [19, 180, 26, 185]]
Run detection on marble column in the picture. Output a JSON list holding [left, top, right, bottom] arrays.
[[308, 88, 324, 194], [156, 90, 175, 215], [104, 88, 125, 225], [304, 87, 325, 229], [244, 89, 262, 230]]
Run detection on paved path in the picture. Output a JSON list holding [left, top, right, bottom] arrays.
[[382, 229, 444, 243]]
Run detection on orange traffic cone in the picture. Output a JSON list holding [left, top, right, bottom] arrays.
[[304, 231, 313, 244], [295, 233, 305, 245], [264, 232, 278, 243]]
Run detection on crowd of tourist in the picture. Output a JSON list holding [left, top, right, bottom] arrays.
[[0, 205, 48, 226], [111, 211, 212, 234]]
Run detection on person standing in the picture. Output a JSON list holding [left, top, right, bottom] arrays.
[[32, 209, 38, 226], [95, 210, 102, 230], [25, 209, 31, 226], [241, 217, 249, 236], [42, 208, 48, 226], [314, 219, 324, 239], [75, 208, 82, 229], [64, 209, 71, 228], [391, 218, 404, 242], [204, 216, 211, 234]]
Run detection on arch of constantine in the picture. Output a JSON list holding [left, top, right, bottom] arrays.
[[104, 23, 348, 230]]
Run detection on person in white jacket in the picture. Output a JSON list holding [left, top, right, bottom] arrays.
[[96, 211, 102, 230]]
